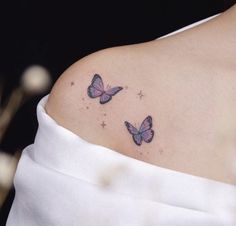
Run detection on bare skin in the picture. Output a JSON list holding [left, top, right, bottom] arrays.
[[46, 4, 236, 185]]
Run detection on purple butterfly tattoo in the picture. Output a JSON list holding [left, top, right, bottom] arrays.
[[87, 74, 123, 104], [125, 116, 154, 146]]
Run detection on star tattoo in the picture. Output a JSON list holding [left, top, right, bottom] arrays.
[[137, 90, 144, 99], [101, 121, 106, 128]]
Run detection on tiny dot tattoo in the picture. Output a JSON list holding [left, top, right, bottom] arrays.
[[101, 121, 106, 129], [137, 90, 144, 99]]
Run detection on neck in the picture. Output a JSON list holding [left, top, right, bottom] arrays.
[[214, 4, 236, 38], [201, 4, 236, 63], [154, 4, 236, 64]]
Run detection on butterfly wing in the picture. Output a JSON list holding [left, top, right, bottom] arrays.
[[106, 87, 123, 96], [91, 74, 104, 91], [124, 121, 142, 146], [141, 129, 154, 143], [124, 121, 139, 135], [139, 116, 154, 143], [87, 86, 103, 98], [87, 74, 104, 98], [133, 134, 142, 146], [139, 116, 153, 133], [100, 93, 112, 104], [99, 87, 123, 104]]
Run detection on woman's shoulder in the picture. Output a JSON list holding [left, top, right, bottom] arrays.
[[45, 19, 236, 185], [45, 44, 156, 156]]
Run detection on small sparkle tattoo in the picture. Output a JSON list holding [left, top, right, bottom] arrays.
[[70, 81, 75, 86], [137, 90, 144, 99], [101, 121, 106, 128]]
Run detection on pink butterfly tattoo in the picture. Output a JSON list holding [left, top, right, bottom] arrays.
[[87, 74, 123, 104], [125, 116, 154, 146]]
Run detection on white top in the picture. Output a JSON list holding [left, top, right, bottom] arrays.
[[7, 15, 236, 226]]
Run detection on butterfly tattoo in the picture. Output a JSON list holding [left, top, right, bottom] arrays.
[[124, 116, 154, 146], [87, 74, 123, 104]]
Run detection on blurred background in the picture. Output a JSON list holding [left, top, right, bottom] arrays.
[[0, 0, 235, 225]]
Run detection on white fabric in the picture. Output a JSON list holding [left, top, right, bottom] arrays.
[[7, 15, 236, 226]]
